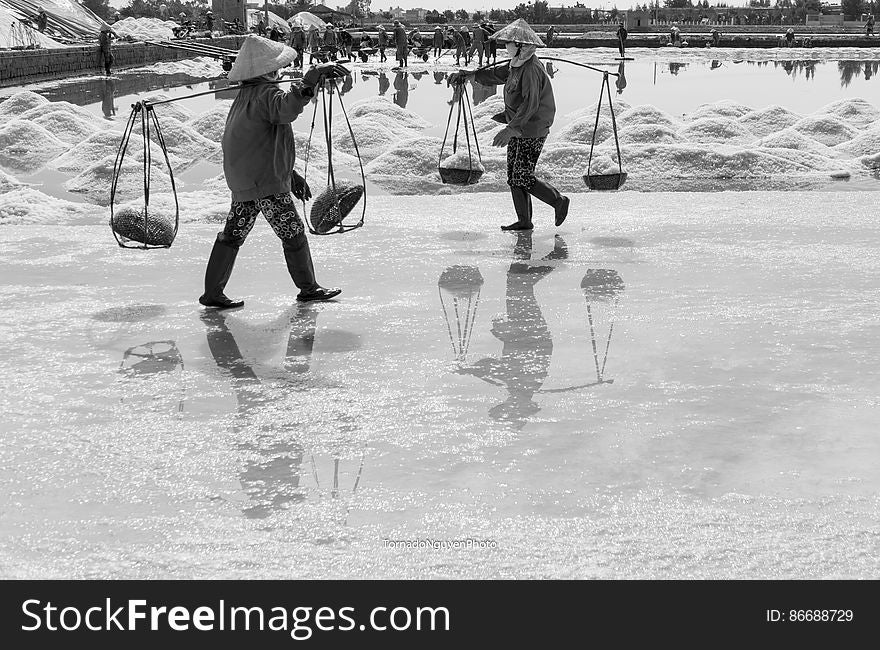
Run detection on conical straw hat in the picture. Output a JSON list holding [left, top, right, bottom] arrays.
[[228, 34, 297, 82], [490, 18, 545, 46]]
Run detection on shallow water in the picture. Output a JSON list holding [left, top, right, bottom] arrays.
[[2, 192, 880, 578]]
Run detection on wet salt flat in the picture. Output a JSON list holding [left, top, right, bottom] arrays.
[[2, 193, 880, 578]]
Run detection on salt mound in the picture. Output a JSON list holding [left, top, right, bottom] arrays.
[[688, 100, 753, 121], [0, 168, 22, 194], [470, 95, 505, 120], [32, 110, 103, 145], [440, 149, 486, 171], [134, 57, 221, 77], [345, 97, 431, 130], [535, 143, 594, 178], [619, 143, 819, 178], [65, 154, 178, 205], [791, 115, 860, 147], [472, 114, 503, 134], [619, 124, 683, 145], [737, 105, 802, 138], [678, 117, 754, 145], [132, 117, 219, 160], [750, 147, 839, 172], [0, 91, 49, 119], [554, 115, 613, 145], [618, 105, 679, 129], [52, 131, 182, 173], [20, 100, 101, 125], [754, 128, 836, 156], [148, 190, 231, 223], [334, 118, 401, 160], [293, 131, 359, 169], [565, 98, 630, 121], [814, 97, 880, 129], [0, 188, 101, 225], [186, 103, 231, 143], [0, 120, 70, 174], [142, 94, 195, 124], [112, 17, 177, 42], [364, 136, 444, 177], [834, 130, 880, 157]]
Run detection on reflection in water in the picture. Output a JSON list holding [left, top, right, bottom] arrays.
[[775, 59, 817, 81], [838, 60, 880, 87], [433, 70, 446, 85], [340, 71, 353, 96], [545, 61, 557, 79], [202, 305, 362, 519], [472, 79, 496, 105], [455, 233, 567, 430], [101, 78, 116, 121], [438, 265, 484, 364], [579, 269, 625, 386], [615, 61, 627, 95], [118, 340, 185, 413], [393, 70, 409, 108], [710, 60, 722, 70], [378, 71, 389, 96], [668, 62, 687, 76]]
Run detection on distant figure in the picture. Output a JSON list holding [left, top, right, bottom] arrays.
[[545, 25, 556, 47], [471, 22, 486, 65], [459, 25, 471, 65], [711, 27, 720, 47], [289, 24, 305, 68], [616, 21, 627, 57], [205, 9, 214, 32], [159, 4, 169, 20], [867, 14, 875, 36], [307, 24, 320, 64], [376, 24, 387, 62], [433, 25, 443, 58], [339, 29, 353, 59], [393, 20, 408, 68], [269, 25, 282, 42], [485, 22, 497, 63], [256, 17, 266, 37], [409, 27, 422, 47], [670, 25, 681, 46], [36, 8, 47, 33], [179, 11, 188, 26], [98, 24, 114, 76], [785, 27, 795, 47], [323, 24, 337, 59]]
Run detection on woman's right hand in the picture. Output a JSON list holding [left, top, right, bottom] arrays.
[[447, 70, 473, 87]]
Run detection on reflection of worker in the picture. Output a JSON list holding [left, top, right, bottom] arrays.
[[433, 70, 446, 84], [100, 78, 116, 120], [545, 61, 556, 78], [378, 70, 389, 95], [201, 305, 318, 518], [455, 232, 567, 430], [615, 60, 627, 95], [199, 36, 345, 309], [450, 19, 569, 232], [98, 24, 115, 76], [393, 70, 408, 108]]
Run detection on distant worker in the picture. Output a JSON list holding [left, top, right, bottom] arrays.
[[339, 28, 353, 59], [289, 24, 305, 67], [866, 14, 875, 36], [323, 23, 337, 59], [409, 27, 423, 47], [545, 24, 556, 47], [307, 24, 321, 64], [159, 4, 169, 21], [205, 9, 214, 32], [98, 23, 114, 76], [616, 21, 627, 57], [785, 27, 795, 47], [393, 19, 408, 69], [376, 24, 387, 62], [256, 17, 266, 36], [711, 27, 720, 47], [471, 22, 486, 66], [485, 22, 497, 63], [432, 25, 443, 58], [460, 25, 472, 64], [36, 8, 47, 33], [670, 24, 680, 46], [452, 26, 466, 65]]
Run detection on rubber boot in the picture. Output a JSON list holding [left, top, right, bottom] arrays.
[[501, 186, 533, 231], [199, 235, 244, 309], [282, 234, 342, 302], [528, 179, 570, 227]]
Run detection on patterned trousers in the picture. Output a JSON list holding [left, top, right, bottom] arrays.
[[507, 136, 547, 189], [221, 192, 305, 246]]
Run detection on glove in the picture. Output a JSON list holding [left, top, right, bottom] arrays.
[[447, 69, 472, 87], [291, 169, 311, 201], [302, 62, 350, 88]]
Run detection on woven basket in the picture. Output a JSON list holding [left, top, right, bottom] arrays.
[[309, 183, 364, 234], [439, 167, 483, 185], [111, 207, 176, 247], [583, 172, 627, 191]]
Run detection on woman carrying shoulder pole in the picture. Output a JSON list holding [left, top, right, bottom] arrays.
[[449, 19, 569, 232]]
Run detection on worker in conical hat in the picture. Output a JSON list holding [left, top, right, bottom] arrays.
[[448, 18, 569, 231], [199, 35, 348, 309]]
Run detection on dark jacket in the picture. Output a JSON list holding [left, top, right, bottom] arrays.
[[222, 80, 314, 202], [377, 29, 387, 46], [474, 57, 555, 139], [433, 29, 443, 47], [291, 29, 305, 48]]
